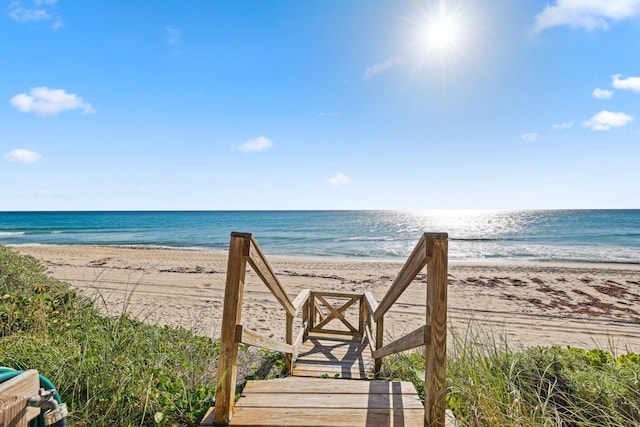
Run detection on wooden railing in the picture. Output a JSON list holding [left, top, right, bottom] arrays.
[[363, 232, 449, 427], [212, 231, 448, 427], [213, 232, 311, 425]]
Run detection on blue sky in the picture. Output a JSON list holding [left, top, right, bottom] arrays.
[[2, 0, 639, 210]]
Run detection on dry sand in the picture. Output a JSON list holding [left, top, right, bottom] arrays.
[[14, 245, 640, 353]]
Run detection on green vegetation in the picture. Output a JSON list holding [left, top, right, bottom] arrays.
[[3, 245, 639, 426], [381, 327, 640, 426], [1, 246, 220, 426]]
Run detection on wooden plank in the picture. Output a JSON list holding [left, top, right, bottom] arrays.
[[292, 367, 374, 380], [374, 233, 429, 322], [229, 407, 424, 426], [220, 377, 426, 426], [0, 369, 40, 422], [363, 291, 378, 317], [236, 325, 294, 354], [309, 328, 357, 336], [293, 320, 308, 359], [247, 237, 295, 316], [291, 289, 310, 314], [311, 291, 362, 300], [297, 337, 371, 355], [296, 353, 373, 363], [242, 378, 418, 395], [372, 325, 430, 359], [235, 392, 424, 409], [425, 235, 448, 427], [232, 377, 422, 425], [213, 233, 249, 424]]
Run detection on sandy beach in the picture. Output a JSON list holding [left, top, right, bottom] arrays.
[[14, 245, 640, 353]]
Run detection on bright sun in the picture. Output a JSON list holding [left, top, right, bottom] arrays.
[[424, 15, 461, 51], [410, 2, 472, 64]]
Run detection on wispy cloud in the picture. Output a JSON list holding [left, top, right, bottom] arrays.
[[165, 26, 183, 56], [32, 189, 70, 199], [612, 74, 640, 93], [10, 87, 95, 116], [326, 173, 352, 186], [583, 110, 633, 131], [363, 57, 404, 80], [520, 132, 539, 142], [4, 148, 42, 163], [8, 0, 62, 29], [237, 136, 273, 153], [553, 121, 575, 129], [534, 0, 640, 32], [593, 88, 614, 99]]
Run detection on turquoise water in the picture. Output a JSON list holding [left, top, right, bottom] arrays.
[[1, 210, 639, 263]]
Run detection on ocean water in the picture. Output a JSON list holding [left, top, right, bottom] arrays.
[[0, 210, 639, 263]]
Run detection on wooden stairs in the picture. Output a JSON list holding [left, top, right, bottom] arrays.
[[200, 232, 451, 426]]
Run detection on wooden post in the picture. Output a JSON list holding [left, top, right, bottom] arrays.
[[309, 293, 315, 331], [213, 233, 250, 425], [374, 317, 384, 373], [302, 300, 309, 342], [358, 295, 366, 337], [285, 313, 293, 374], [424, 236, 448, 427]]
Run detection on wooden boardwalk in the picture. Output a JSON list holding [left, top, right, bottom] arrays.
[[201, 334, 424, 426], [201, 232, 451, 426]]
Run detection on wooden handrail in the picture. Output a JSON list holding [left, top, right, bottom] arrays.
[[236, 325, 295, 354], [292, 288, 310, 314], [369, 232, 449, 427], [246, 235, 295, 316], [373, 233, 447, 322], [363, 291, 378, 316], [214, 232, 302, 425], [372, 324, 430, 359]]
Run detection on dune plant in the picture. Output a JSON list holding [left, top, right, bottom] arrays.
[[381, 325, 640, 426], [0, 246, 221, 426]]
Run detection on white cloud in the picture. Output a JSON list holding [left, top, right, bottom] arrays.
[[593, 88, 614, 99], [8, 0, 62, 29], [612, 74, 640, 93], [238, 136, 272, 152], [165, 26, 182, 47], [4, 149, 42, 163], [363, 57, 404, 80], [534, 0, 640, 32], [326, 173, 352, 186], [520, 132, 539, 142], [553, 121, 575, 129], [10, 87, 94, 116], [317, 112, 338, 118], [583, 110, 633, 131]]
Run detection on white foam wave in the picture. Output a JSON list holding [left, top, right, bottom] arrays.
[[0, 231, 25, 237]]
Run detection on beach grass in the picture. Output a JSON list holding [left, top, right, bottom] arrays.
[[2, 246, 246, 426], [3, 245, 640, 426], [380, 325, 640, 426]]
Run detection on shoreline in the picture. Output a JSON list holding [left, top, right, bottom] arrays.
[[9, 243, 640, 268], [12, 244, 640, 353]]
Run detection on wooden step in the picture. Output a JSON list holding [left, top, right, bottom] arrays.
[[201, 377, 424, 426], [294, 335, 375, 379]]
